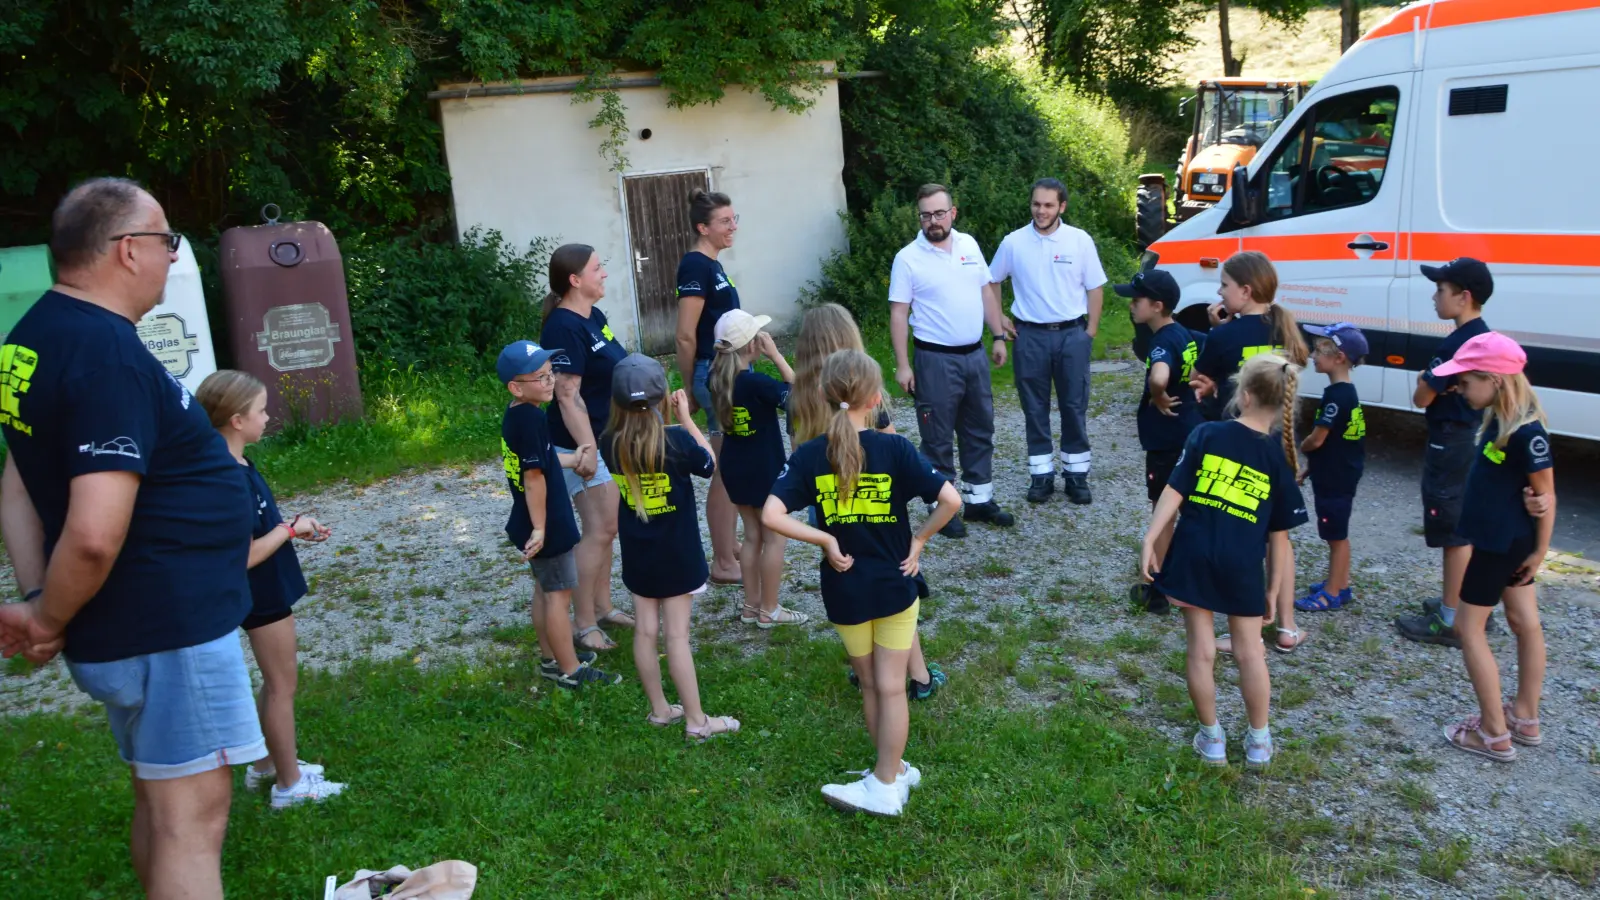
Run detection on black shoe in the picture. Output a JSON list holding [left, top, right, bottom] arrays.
[[964, 501, 1015, 527], [1026, 474, 1055, 504], [1062, 473, 1092, 505], [540, 650, 598, 681], [1420, 596, 1499, 633], [1128, 582, 1170, 614], [939, 515, 967, 539], [1395, 611, 1461, 649]]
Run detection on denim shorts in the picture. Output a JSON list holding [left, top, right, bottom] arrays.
[[692, 358, 720, 437], [530, 550, 580, 592], [555, 445, 612, 496], [67, 632, 266, 780]]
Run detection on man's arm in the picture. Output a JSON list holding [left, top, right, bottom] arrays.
[[37, 470, 139, 634], [675, 296, 704, 409], [1086, 286, 1105, 338], [0, 455, 47, 594], [890, 301, 914, 394]]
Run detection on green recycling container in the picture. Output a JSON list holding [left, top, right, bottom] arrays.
[[0, 245, 53, 345]]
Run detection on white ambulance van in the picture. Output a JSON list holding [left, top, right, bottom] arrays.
[[1144, 0, 1600, 440]]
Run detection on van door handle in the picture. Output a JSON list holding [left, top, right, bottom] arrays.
[[1347, 240, 1389, 251]]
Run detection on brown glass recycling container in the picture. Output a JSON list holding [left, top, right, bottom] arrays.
[[219, 206, 363, 430]]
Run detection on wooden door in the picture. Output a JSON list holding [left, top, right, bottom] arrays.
[[623, 170, 710, 355]]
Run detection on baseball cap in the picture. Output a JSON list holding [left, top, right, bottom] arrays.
[[1303, 322, 1370, 365], [713, 309, 773, 351], [1113, 269, 1181, 310], [496, 340, 561, 384], [611, 353, 668, 409], [1420, 257, 1494, 303], [1430, 331, 1526, 378]]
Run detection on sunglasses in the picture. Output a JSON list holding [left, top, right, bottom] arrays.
[[109, 231, 183, 253]]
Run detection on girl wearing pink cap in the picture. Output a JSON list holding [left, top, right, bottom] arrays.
[[1431, 332, 1553, 762]]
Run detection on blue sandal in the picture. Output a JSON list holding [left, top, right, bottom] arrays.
[[1295, 588, 1348, 612]]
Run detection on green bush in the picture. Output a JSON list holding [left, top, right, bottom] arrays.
[[344, 229, 548, 373]]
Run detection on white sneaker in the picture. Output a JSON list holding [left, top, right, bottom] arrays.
[[851, 760, 921, 789], [245, 761, 323, 792], [1245, 734, 1274, 769], [1193, 729, 1228, 766], [821, 773, 909, 816], [270, 771, 346, 809]]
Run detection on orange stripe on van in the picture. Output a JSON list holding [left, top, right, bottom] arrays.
[[1410, 232, 1600, 266], [1364, 0, 1600, 41], [1148, 231, 1600, 268], [1143, 237, 1237, 265], [1242, 232, 1399, 261]]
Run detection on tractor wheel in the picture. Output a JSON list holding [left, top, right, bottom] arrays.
[[1135, 185, 1167, 252]]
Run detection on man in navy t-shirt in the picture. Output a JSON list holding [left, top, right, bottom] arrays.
[[0, 178, 260, 899]]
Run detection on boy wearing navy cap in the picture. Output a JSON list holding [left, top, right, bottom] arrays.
[[498, 340, 620, 689], [1117, 269, 1202, 614], [1295, 323, 1368, 612]]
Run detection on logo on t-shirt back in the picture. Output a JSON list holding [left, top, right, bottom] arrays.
[[1189, 453, 1270, 524], [816, 472, 895, 525], [729, 406, 754, 437], [1344, 407, 1367, 440], [0, 343, 39, 436], [615, 472, 677, 517], [501, 439, 524, 492]]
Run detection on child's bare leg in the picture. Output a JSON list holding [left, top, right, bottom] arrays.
[[631, 596, 672, 720], [908, 632, 930, 685], [758, 525, 786, 616], [1500, 583, 1544, 733], [1273, 544, 1299, 642], [851, 654, 878, 742], [871, 646, 912, 784], [1228, 614, 1271, 730], [736, 506, 763, 617], [1455, 603, 1511, 749], [661, 595, 706, 725], [1326, 539, 1351, 594], [543, 588, 579, 673], [531, 586, 554, 660], [1441, 545, 1471, 611], [1182, 607, 1219, 725]]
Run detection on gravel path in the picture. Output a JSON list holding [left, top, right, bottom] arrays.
[[4, 361, 1597, 897]]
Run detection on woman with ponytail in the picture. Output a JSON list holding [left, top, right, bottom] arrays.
[[763, 350, 961, 817], [539, 244, 635, 651], [601, 354, 739, 741], [1190, 250, 1309, 419], [1141, 353, 1309, 770]]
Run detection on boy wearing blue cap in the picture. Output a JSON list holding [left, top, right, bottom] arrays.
[[1295, 323, 1368, 612], [498, 340, 620, 689]]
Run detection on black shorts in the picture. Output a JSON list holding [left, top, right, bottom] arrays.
[[242, 606, 294, 631], [1460, 535, 1538, 607], [1314, 493, 1353, 542], [1145, 449, 1182, 503], [1421, 423, 1476, 548]]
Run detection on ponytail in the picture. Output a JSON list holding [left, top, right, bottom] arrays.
[[708, 342, 744, 433], [1265, 305, 1309, 366], [605, 400, 666, 523], [820, 349, 883, 505], [688, 189, 733, 234]]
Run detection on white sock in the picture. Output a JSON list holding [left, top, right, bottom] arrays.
[[275, 774, 304, 792], [1199, 721, 1224, 740], [1248, 724, 1272, 743], [1440, 604, 1458, 627]]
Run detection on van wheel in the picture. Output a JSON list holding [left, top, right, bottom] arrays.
[[1136, 186, 1167, 252]]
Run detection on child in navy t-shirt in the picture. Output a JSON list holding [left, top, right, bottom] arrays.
[[1428, 332, 1553, 763], [1142, 353, 1308, 770], [706, 310, 804, 630], [196, 370, 343, 808], [602, 354, 739, 741], [1295, 324, 1368, 613]]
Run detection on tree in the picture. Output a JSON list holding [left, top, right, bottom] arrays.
[[1341, 0, 1362, 53], [1020, 0, 1202, 111], [1216, 0, 1315, 76]]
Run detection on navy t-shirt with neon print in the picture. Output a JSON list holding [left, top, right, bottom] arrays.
[[601, 427, 715, 598], [1154, 420, 1308, 616], [501, 402, 580, 559], [1456, 420, 1553, 553], [1194, 313, 1279, 419], [675, 251, 741, 360], [769, 430, 947, 625], [1138, 321, 1204, 452], [1421, 317, 1490, 430], [719, 370, 791, 507], [539, 306, 629, 449], [1306, 381, 1365, 497]]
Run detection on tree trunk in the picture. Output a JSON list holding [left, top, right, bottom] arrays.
[[1219, 0, 1242, 77], [1341, 0, 1362, 53]]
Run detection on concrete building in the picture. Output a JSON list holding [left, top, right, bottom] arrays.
[[433, 67, 850, 354]]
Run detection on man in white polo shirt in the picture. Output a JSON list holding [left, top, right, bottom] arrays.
[[889, 183, 1014, 539], [987, 177, 1107, 505]]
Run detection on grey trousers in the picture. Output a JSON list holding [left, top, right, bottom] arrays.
[[912, 344, 995, 504], [1013, 323, 1092, 476]]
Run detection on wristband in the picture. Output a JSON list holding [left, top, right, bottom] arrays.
[[281, 521, 296, 538]]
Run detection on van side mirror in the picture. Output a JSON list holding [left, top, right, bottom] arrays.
[[1227, 163, 1260, 226]]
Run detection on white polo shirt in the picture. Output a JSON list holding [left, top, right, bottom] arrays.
[[988, 222, 1107, 324], [887, 229, 992, 347]]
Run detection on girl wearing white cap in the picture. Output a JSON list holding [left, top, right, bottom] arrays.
[[708, 309, 806, 629]]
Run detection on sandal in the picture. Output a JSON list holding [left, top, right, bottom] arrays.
[[1443, 715, 1517, 762], [647, 704, 685, 727], [708, 573, 742, 586], [757, 605, 810, 629], [1502, 703, 1543, 746], [685, 715, 741, 743], [738, 604, 760, 625], [598, 608, 636, 629], [1273, 628, 1306, 654], [574, 625, 615, 651], [1294, 589, 1341, 613]]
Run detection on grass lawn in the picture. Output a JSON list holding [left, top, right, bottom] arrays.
[[0, 624, 1313, 899]]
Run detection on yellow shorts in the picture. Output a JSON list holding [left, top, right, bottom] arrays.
[[833, 600, 920, 657]]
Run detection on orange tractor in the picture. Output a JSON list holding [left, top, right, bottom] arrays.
[[1136, 78, 1307, 251]]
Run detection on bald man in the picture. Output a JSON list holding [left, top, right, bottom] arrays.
[[0, 178, 260, 900]]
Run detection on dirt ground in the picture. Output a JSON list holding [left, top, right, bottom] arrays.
[[3, 363, 1598, 897]]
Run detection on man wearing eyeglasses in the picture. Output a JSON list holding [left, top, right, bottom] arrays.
[[888, 183, 1014, 538], [0, 178, 260, 900], [986, 177, 1108, 505]]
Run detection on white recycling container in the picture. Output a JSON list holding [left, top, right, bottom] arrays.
[[137, 237, 217, 394]]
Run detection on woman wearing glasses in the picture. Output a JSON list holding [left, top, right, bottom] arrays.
[[539, 243, 636, 652], [674, 190, 745, 586]]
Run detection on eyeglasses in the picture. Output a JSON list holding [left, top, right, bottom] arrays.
[[917, 209, 953, 223], [109, 232, 182, 253], [514, 373, 555, 386], [715, 214, 740, 227]]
